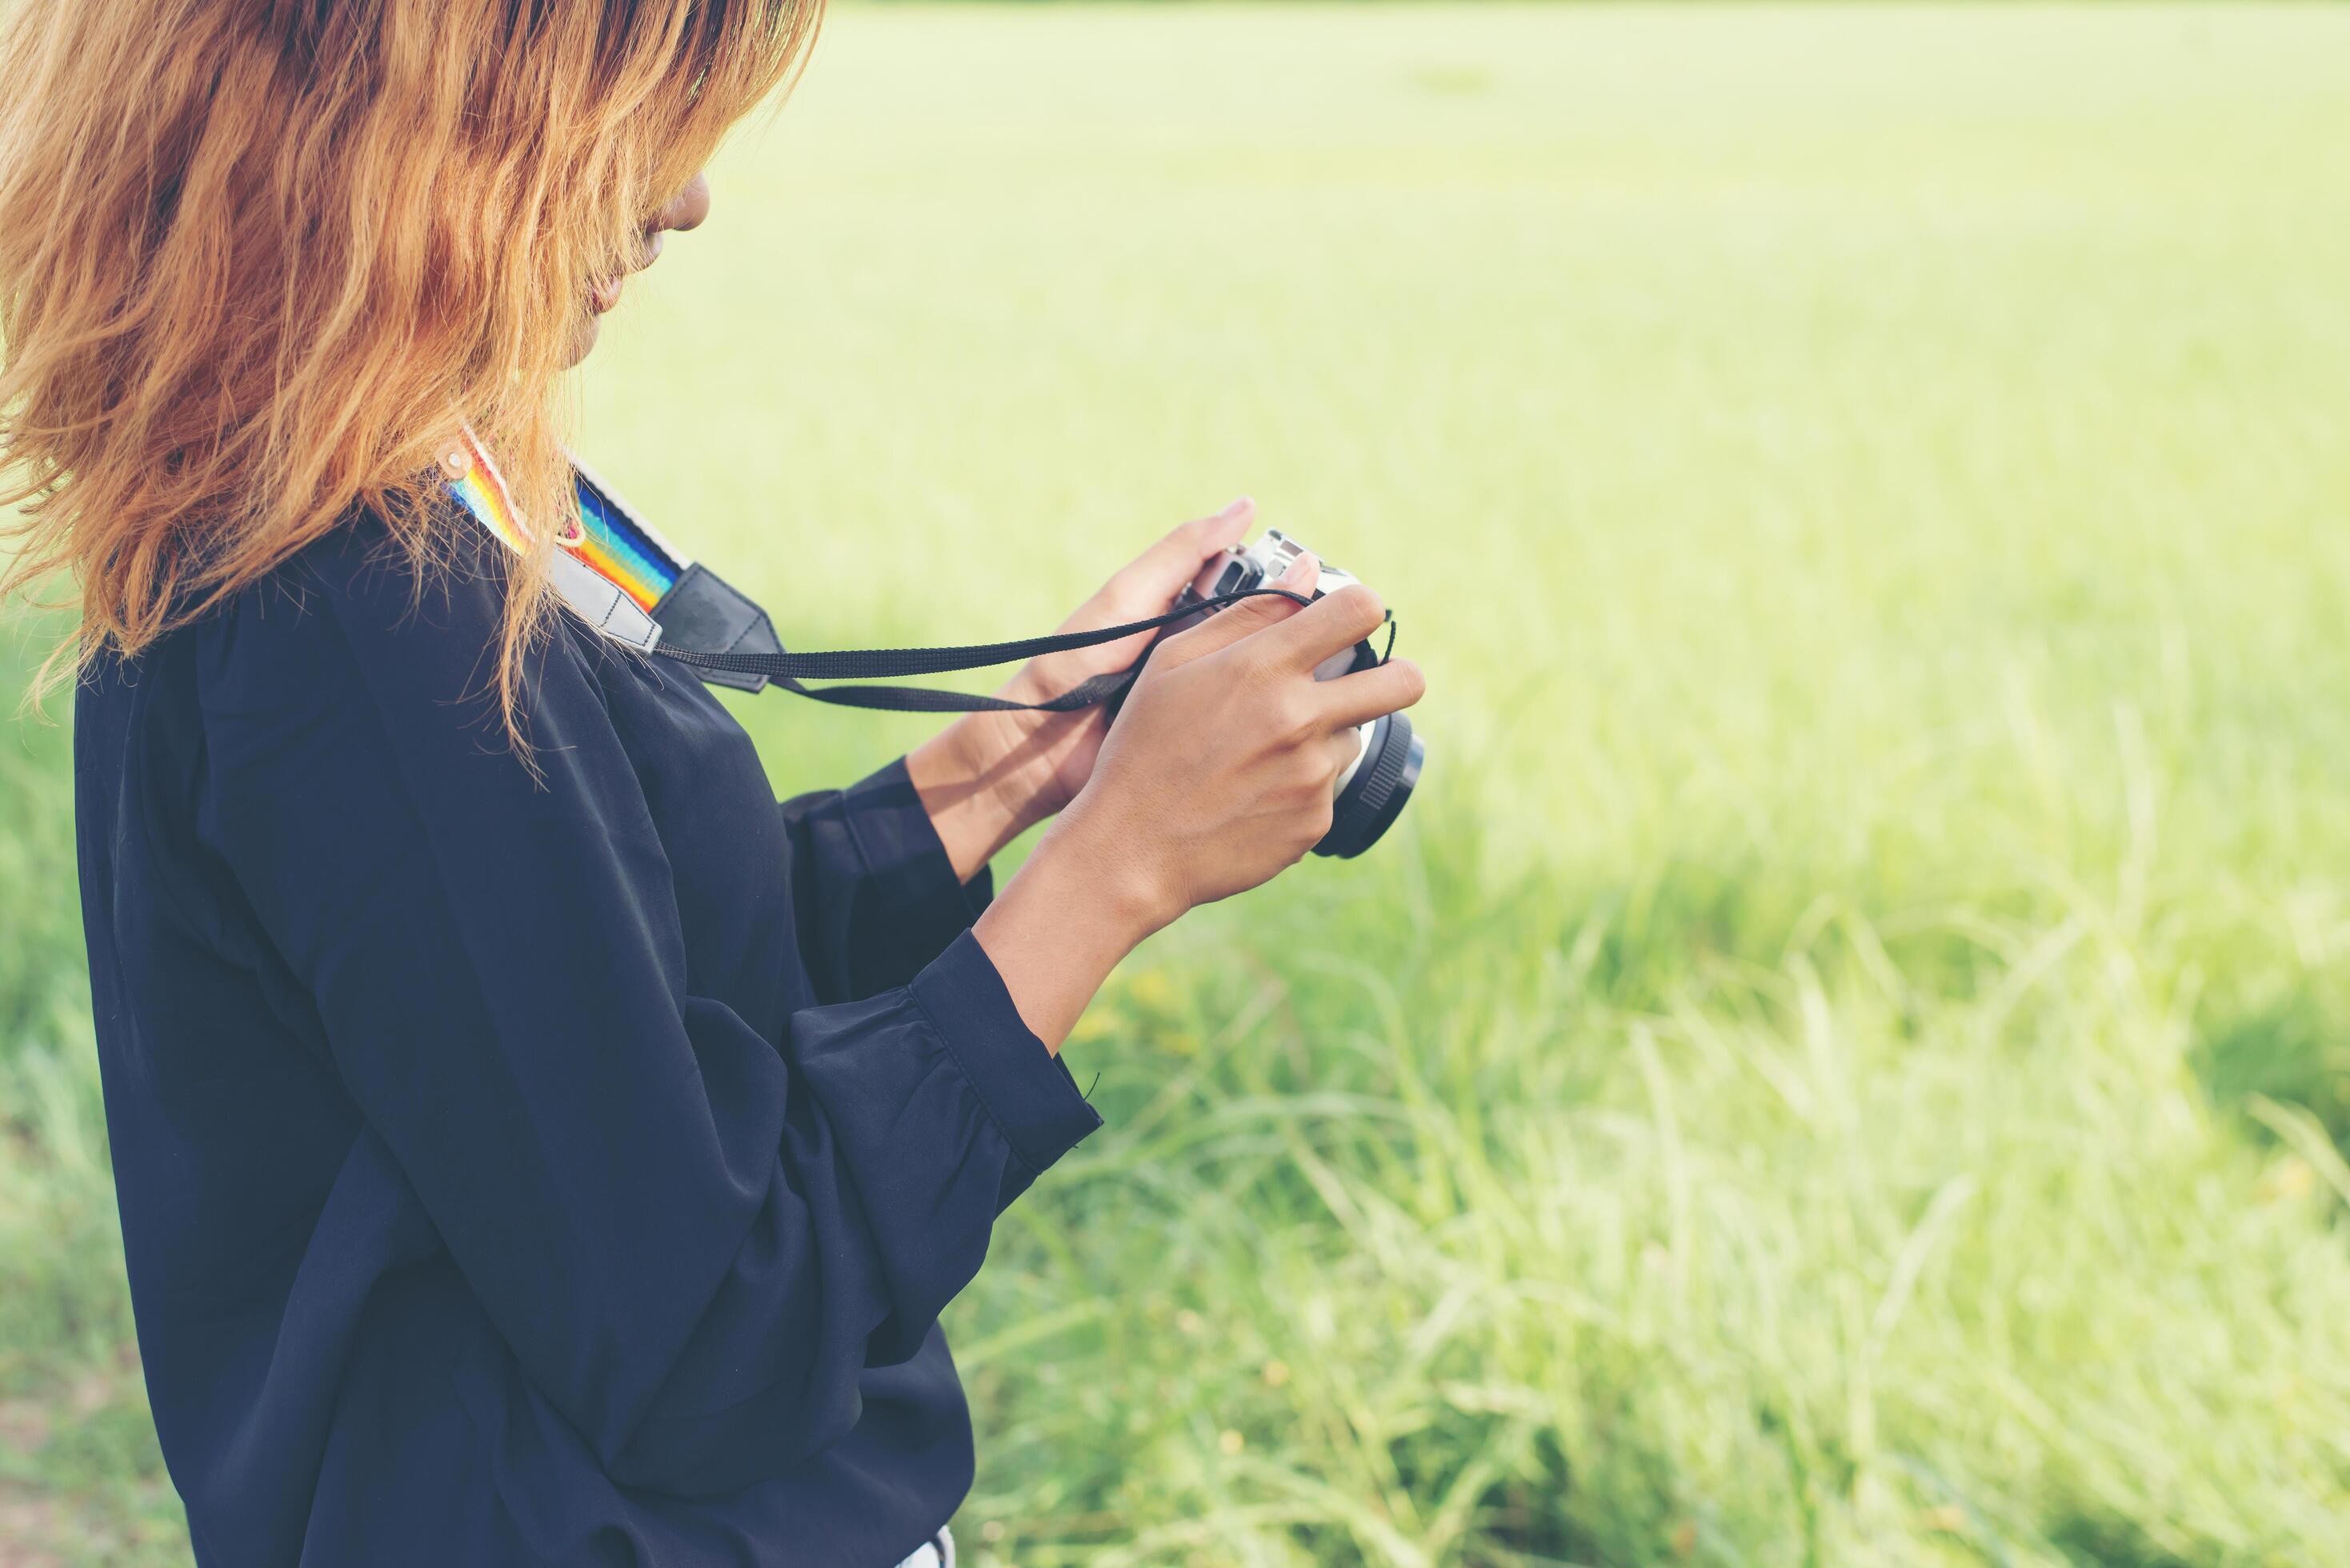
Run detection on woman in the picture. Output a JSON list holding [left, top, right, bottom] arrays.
[[0, 2, 1423, 1566]]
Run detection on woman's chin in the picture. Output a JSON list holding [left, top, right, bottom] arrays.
[[564, 310, 604, 368]]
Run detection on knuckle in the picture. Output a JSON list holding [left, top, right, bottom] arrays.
[[1149, 630, 1199, 668], [1260, 630, 1304, 668], [1225, 639, 1276, 686], [1277, 694, 1319, 743], [1239, 599, 1283, 629]]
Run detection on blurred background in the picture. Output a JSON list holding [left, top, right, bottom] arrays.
[[9, 2, 2350, 1562]]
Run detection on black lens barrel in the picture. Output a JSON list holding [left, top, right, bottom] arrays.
[[1315, 711, 1424, 859]]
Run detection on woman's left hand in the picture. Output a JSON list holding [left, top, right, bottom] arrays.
[[907, 497, 1258, 882]]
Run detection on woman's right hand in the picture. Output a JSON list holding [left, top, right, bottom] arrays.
[[973, 546, 1425, 1051], [1047, 549, 1427, 930]]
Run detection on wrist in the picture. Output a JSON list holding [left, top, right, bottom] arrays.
[[975, 814, 1169, 1051], [908, 717, 1042, 883], [1031, 798, 1181, 945]]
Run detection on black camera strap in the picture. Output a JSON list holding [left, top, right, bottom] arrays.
[[653, 587, 1395, 714], [441, 448, 1395, 716]]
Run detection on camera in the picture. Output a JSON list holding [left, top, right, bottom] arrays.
[[1167, 530, 1425, 859]]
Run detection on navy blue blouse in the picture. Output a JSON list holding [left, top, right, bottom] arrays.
[[73, 518, 1102, 1566]]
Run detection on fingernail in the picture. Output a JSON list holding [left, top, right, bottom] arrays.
[[1219, 495, 1252, 518]]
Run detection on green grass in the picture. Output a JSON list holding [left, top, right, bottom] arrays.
[[10, 3, 2350, 1562]]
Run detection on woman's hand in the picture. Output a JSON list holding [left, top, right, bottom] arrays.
[[1052, 551, 1427, 922], [907, 497, 1259, 882], [972, 548, 1427, 1048]]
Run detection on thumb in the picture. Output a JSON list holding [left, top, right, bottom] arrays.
[[1152, 549, 1319, 670], [1111, 496, 1257, 606]]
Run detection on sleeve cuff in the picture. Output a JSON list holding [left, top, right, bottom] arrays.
[[909, 930, 1103, 1178], [839, 755, 992, 943]]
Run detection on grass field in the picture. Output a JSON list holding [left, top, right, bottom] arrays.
[[10, 3, 2350, 1562]]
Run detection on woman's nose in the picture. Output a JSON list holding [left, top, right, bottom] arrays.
[[658, 172, 712, 236]]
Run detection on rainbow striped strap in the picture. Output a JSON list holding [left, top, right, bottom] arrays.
[[567, 451, 692, 614], [442, 429, 695, 650]]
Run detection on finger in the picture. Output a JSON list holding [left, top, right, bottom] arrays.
[[1153, 548, 1316, 668], [1111, 496, 1255, 600], [1180, 494, 1257, 560], [1315, 658, 1426, 732], [1262, 581, 1387, 674]]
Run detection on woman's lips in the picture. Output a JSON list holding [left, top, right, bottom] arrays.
[[589, 226, 670, 314]]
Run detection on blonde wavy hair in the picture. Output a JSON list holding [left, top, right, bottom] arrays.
[[0, 0, 818, 734]]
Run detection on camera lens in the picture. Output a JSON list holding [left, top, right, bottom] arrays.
[[1313, 711, 1424, 859]]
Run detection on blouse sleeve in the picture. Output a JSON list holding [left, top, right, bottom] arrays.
[[776, 762, 994, 1004], [190, 549, 1100, 1498]]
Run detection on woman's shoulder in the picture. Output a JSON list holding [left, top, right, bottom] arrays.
[[73, 512, 539, 910], [88, 506, 663, 812], [191, 510, 543, 739], [218, 506, 496, 647]]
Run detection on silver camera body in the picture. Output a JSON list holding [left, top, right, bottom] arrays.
[[1171, 529, 1423, 858]]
